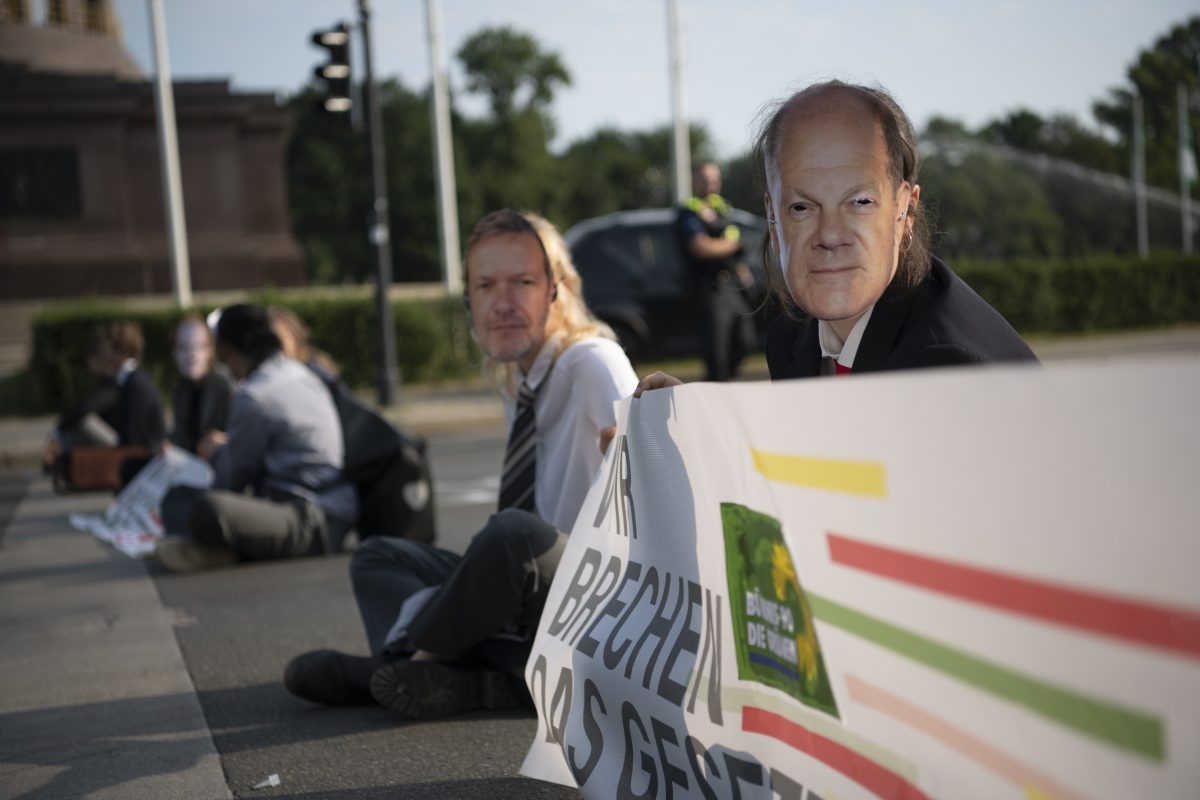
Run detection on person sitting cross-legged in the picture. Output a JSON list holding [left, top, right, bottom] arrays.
[[155, 304, 358, 572], [283, 209, 637, 717]]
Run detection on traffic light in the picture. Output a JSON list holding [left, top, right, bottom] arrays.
[[311, 23, 352, 113]]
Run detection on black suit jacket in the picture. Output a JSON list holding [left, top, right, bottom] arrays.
[[767, 257, 1037, 379], [115, 367, 166, 449], [169, 370, 234, 453]]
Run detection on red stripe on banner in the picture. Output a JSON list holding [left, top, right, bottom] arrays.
[[742, 706, 931, 800], [827, 533, 1200, 660]]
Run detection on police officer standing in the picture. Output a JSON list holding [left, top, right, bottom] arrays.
[[676, 161, 756, 381]]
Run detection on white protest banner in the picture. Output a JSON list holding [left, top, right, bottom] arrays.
[[521, 357, 1200, 799], [69, 446, 212, 558]]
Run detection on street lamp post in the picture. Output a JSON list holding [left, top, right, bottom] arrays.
[[424, 0, 462, 294], [357, 0, 399, 406]]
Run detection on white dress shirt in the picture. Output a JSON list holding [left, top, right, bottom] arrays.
[[114, 358, 138, 386], [506, 336, 638, 532], [817, 305, 875, 370]]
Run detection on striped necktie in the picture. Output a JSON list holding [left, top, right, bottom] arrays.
[[498, 378, 540, 513]]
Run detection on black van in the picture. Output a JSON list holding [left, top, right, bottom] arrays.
[[565, 208, 771, 362]]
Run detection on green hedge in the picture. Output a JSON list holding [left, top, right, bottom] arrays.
[[17, 295, 481, 416], [955, 253, 1200, 334], [7, 253, 1200, 417]]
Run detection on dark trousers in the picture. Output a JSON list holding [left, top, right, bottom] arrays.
[[350, 508, 566, 675], [697, 282, 755, 382], [161, 485, 333, 559]]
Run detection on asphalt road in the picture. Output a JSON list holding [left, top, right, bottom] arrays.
[[149, 429, 582, 799], [6, 329, 1200, 798]]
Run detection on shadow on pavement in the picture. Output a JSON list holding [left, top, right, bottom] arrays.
[[0, 692, 221, 800], [269, 777, 580, 799], [0, 552, 151, 587], [0, 472, 31, 547]]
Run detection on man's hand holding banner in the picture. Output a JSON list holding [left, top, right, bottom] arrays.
[[522, 358, 1200, 799]]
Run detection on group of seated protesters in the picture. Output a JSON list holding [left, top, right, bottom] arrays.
[[45, 304, 351, 573], [153, 303, 359, 571], [46, 80, 1039, 722]]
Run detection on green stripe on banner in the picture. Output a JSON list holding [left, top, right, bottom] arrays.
[[808, 594, 1164, 761]]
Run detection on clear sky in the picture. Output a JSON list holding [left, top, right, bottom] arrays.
[[97, 0, 1197, 158]]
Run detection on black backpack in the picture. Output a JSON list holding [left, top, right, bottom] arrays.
[[326, 380, 436, 543]]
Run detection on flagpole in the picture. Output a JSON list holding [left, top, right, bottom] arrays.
[[1180, 84, 1195, 254], [667, 0, 690, 204], [424, 0, 461, 295], [147, 0, 192, 307], [1133, 91, 1149, 260]]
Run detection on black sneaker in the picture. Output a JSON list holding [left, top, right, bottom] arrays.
[[284, 649, 381, 706], [368, 659, 527, 719]]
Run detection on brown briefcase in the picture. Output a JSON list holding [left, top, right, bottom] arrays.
[[58, 445, 149, 493]]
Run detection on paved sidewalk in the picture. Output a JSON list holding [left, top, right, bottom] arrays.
[[0, 478, 231, 800], [2, 328, 1199, 797], [0, 475, 582, 799]]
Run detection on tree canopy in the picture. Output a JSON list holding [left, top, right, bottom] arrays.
[[284, 16, 1200, 284]]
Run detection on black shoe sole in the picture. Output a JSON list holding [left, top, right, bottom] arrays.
[[368, 660, 525, 719]]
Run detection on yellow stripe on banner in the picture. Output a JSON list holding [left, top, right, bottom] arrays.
[[752, 450, 887, 497]]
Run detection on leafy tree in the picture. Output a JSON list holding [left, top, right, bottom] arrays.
[[983, 110, 1122, 174], [716, 149, 758, 213], [456, 26, 570, 125], [454, 26, 571, 223], [1093, 15, 1200, 194], [921, 121, 1066, 259], [377, 80, 446, 283], [286, 79, 446, 283], [286, 86, 371, 283], [557, 123, 715, 224]]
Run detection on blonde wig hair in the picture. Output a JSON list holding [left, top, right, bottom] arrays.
[[465, 209, 615, 394]]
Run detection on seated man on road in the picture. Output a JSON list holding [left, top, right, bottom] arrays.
[[635, 79, 1036, 403], [43, 321, 166, 485], [284, 209, 638, 717], [156, 304, 358, 572]]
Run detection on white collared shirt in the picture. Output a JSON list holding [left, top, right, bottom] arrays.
[[817, 306, 875, 370], [114, 358, 138, 387], [506, 335, 638, 532]]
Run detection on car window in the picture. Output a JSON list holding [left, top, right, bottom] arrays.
[[645, 226, 681, 277], [574, 229, 640, 302]]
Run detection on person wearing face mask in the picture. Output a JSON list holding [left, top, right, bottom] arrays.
[[119, 315, 234, 485], [635, 80, 1036, 400], [167, 314, 235, 454], [283, 210, 637, 718]]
